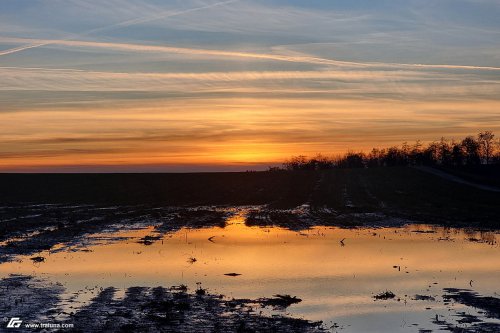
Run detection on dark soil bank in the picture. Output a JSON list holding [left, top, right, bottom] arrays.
[[4, 167, 497, 226], [0, 172, 316, 208]]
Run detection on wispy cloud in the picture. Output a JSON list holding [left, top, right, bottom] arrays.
[[2, 37, 499, 72], [0, 0, 238, 57], [1, 66, 498, 102]]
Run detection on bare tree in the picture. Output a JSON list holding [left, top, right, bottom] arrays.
[[438, 137, 452, 166], [451, 140, 464, 166], [410, 140, 424, 165], [478, 131, 495, 165], [496, 138, 500, 162], [461, 136, 481, 166]]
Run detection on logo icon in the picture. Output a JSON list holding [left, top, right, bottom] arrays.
[[6, 318, 22, 328]]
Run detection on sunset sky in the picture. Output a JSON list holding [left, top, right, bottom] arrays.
[[1, 0, 499, 172]]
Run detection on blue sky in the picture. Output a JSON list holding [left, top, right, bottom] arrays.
[[0, 1, 499, 171]]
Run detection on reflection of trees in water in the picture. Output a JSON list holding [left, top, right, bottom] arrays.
[[404, 225, 497, 245], [464, 229, 497, 244]]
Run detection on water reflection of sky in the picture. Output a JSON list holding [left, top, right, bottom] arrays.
[[1, 211, 499, 332]]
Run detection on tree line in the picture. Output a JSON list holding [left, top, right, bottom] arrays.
[[276, 131, 500, 170]]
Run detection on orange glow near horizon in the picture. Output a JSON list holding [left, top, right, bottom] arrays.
[[1, 97, 500, 171]]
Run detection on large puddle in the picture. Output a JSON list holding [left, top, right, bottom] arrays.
[[1, 209, 499, 332]]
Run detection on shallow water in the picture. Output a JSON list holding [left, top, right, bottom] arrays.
[[1, 209, 499, 332]]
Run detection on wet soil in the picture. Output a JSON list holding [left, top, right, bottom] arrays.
[[0, 206, 228, 263], [423, 289, 500, 332], [0, 275, 63, 325], [0, 275, 324, 333], [443, 289, 500, 319]]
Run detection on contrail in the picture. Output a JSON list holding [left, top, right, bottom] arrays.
[[0, 0, 238, 57], [0, 43, 47, 56], [2, 37, 500, 72], [0, 37, 364, 68], [83, 0, 238, 35]]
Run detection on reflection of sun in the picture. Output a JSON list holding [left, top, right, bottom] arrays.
[[225, 211, 247, 227]]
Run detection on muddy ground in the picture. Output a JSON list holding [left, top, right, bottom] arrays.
[[1, 168, 499, 331], [0, 275, 324, 333], [431, 289, 500, 332], [0, 206, 229, 263], [1, 168, 499, 227]]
